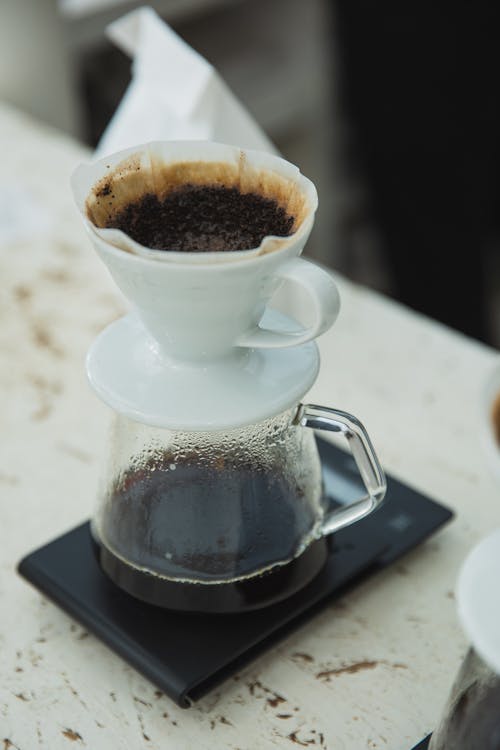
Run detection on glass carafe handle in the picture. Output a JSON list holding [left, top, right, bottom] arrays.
[[296, 404, 387, 536]]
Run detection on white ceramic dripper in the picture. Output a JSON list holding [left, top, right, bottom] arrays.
[[71, 141, 341, 429]]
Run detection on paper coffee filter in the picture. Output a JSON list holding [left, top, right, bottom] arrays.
[[72, 140, 317, 262], [85, 149, 155, 230], [97, 7, 276, 157]]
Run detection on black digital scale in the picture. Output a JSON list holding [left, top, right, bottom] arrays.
[[18, 437, 452, 722]]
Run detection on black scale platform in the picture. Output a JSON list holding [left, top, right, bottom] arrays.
[[18, 438, 452, 709]]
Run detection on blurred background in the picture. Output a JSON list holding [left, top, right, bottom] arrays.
[[1, 0, 499, 346]]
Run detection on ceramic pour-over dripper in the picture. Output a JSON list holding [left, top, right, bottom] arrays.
[[72, 141, 341, 430], [72, 142, 386, 612]]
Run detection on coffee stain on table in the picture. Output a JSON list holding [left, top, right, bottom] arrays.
[[62, 673, 88, 711], [267, 694, 286, 708], [316, 660, 378, 680], [210, 715, 233, 729], [57, 442, 92, 464], [135, 706, 150, 742], [292, 652, 314, 663], [0, 473, 19, 486], [28, 648, 43, 667], [286, 729, 325, 747], [61, 728, 83, 742], [287, 732, 310, 746], [28, 374, 63, 421], [316, 660, 408, 681], [13, 284, 32, 304], [247, 679, 287, 709], [32, 401, 52, 421], [56, 241, 80, 258], [12, 285, 65, 359], [133, 695, 152, 708], [31, 320, 64, 358], [40, 267, 72, 285]]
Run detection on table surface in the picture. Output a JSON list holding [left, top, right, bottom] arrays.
[[1, 102, 499, 750]]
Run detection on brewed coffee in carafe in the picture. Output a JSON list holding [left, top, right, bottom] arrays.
[[92, 409, 332, 612]]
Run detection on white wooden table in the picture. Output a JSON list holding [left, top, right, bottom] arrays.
[[1, 103, 499, 750]]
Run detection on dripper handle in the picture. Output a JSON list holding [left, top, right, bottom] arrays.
[[296, 404, 387, 536], [236, 258, 340, 349]]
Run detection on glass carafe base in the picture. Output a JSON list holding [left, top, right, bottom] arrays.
[[92, 534, 329, 613]]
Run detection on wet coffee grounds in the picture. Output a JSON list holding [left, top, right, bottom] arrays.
[[105, 184, 295, 252]]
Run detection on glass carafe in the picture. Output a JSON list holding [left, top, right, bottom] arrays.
[[92, 403, 386, 612]]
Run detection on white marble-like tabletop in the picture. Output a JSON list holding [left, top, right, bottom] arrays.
[[1, 102, 499, 750]]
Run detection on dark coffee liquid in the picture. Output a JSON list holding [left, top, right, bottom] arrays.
[[101, 459, 314, 580], [96, 456, 327, 612], [104, 185, 295, 252]]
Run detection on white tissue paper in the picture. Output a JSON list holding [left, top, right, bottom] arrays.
[[96, 6, 277, 158]]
